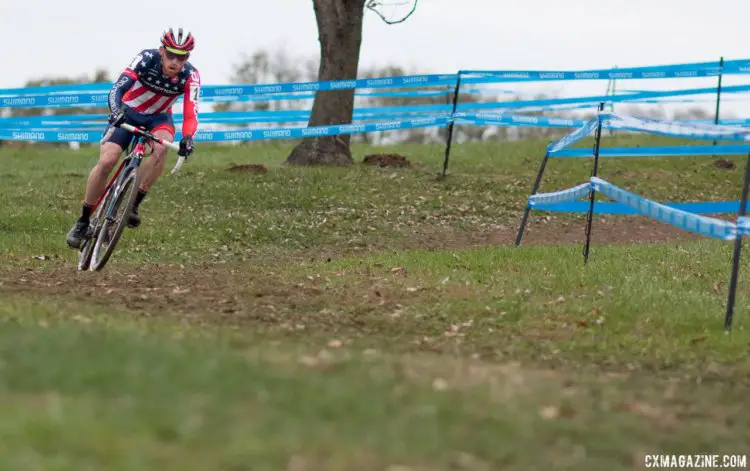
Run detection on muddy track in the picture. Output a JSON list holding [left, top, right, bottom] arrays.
[[0, 217, 702, 323]]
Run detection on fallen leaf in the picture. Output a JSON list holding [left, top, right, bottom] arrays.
[[540, 405, 559, 420], [690, 336, 708, 344], [619, 402, 664, 420], [432, 377, 448, 391], [327, 339, 343, 349]]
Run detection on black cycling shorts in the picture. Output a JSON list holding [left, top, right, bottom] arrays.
[[102, 109, 175, 149]]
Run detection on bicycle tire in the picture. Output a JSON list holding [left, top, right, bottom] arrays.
[[89, 166, 141, 271], [77, 190, 112, 271]]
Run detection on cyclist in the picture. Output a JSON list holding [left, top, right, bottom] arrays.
[[66, 27, 200, 249]]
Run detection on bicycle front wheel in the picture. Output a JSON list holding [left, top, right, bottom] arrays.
[[77, 191, 111, 271], [89, 166, 141, 271]]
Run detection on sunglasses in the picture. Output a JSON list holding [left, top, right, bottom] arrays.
[[164, 49, 189, 62]]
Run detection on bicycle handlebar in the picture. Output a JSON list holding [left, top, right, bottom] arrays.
[[100, 122, 186, 175]]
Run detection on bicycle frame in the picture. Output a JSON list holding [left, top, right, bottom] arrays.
[[93, 123, 183, 215], [101, 141, 148, 223], [91, 124, 185, 221]]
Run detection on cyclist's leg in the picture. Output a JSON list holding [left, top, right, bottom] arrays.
[[66, 124, 132, 248], [84, 136, 130, 207], [127, 113, 175, 228], [140, 113, 175, 192]]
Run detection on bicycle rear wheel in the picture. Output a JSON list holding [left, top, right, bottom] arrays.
[[88, 166, 141, 271]]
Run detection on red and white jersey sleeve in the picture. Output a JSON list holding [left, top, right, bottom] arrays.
[[182, 69, 200, 137]]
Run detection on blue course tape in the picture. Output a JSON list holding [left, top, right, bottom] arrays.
[[2, 58, 747, 97], [0, 74, 456, 107], [601, 113, 750, 143], [455, 112, 586, 128], [0, 74, 454, 97], [546, 111, 750, 155], [462, 68, 722, 81], [456, 84, 750, 113], [0, 105, 452, 126], [590, 177, 738, 240], [462, 59, 750, 82], [3, 58, 749, 109], [0, 105, 454, 129], [528, 183, 592, 206], [737, 216, 750, 235], [527, 178, 741, 239], [550, 145, 750, 158], [0, 115, 451, 143], [0, 74, 520, 99], [4, 80, 749, 112], [0, 74, 519, 105], [546, 117, 601, 153], [533, 201, 741, 214]]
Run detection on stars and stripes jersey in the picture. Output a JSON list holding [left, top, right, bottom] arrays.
[[108, 48, 200, 137]]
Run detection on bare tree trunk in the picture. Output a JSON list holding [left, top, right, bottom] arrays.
[[284, 0, 366, 166]]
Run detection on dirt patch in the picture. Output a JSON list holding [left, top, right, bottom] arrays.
[[516, 216, 704, 245], [402, 216, 704, 252], [714, 159, 736, 170], [227, 164, 268, 174], [363, 153, 412, 168], [0, 264, 298, 325], [0, 262, 407, 330]]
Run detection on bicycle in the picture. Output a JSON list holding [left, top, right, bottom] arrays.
[[77, 123, 186, 271]]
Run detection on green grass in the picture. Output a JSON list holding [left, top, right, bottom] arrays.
[[1, 136, 750, 470]]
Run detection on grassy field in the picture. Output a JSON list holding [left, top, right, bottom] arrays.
[[1, 133, 749, 470]]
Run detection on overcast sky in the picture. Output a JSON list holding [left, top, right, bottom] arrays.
[[2, 0, 749, 116]]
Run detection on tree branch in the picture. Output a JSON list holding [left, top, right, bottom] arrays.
[[365, 0, 418, 25]]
